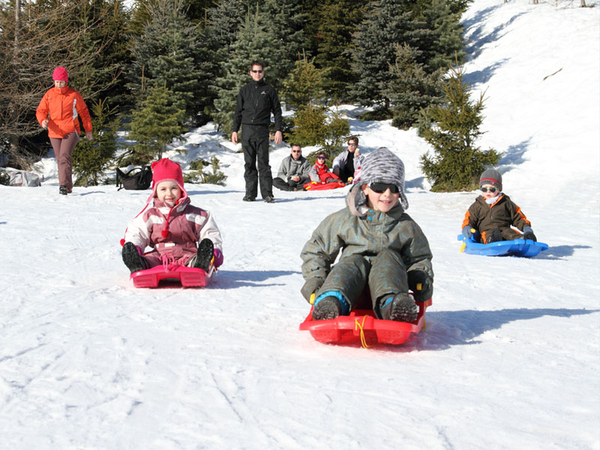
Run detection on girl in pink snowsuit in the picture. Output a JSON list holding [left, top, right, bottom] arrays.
[[121, 158, 223, 274]]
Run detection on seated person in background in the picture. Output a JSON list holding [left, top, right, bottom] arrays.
[[273, 144, 311, 191], [462, 168, 537, 244], [309, 151, 341, 184], [332, 136, 363, 183]]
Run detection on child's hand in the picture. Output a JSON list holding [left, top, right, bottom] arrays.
[[522, 226, 537, 242], [408, 270, 433, 302], [301, 278, 324, 303], [462, 226, 473, 238]]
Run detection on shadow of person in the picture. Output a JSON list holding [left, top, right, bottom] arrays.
[[405, 307, 599, 352]]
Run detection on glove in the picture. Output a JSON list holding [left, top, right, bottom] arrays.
[[301, 278, 324, 303], [213, 248, 224, 267], [522, 226, 537, 242], [407, 270, 433, 302], [462, 226, 473, 238]]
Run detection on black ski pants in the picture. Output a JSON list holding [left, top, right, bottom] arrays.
[[242, 124, 272, 199]]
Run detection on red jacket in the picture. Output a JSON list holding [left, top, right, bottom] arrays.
[[36, 86, 93, 139]]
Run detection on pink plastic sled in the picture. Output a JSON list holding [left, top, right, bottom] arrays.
[[299, 299, 431, 347], [130, 265, 214, 288]]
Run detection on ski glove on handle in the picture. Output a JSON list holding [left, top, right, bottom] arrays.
[[462, 226, 473, 238], [408, 270, 433, 302], [522, 226, 537, 242], [301, 278, 324, 303]]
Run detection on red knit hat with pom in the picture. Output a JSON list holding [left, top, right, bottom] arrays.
[[120, 158, 187, 246], [53, 67, 69, 82], [151, 158, 187, 199]]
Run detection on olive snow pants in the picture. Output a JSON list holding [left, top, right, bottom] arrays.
[[316, 249, 409, 312]]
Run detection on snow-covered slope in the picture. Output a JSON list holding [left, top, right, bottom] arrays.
[[1, 1, 599, 448]]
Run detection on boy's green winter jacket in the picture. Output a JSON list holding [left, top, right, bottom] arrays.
[[300, 187, 433, 300]]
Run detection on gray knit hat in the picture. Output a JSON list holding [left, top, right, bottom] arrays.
[[351, 147, 408, 211], [479, 168, 502, 191]]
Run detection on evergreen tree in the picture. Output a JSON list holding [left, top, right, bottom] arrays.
[[262, 0, 308, 94], [290, 105, 349, 154], [385, 43, 445, 130], [127, 84, 187, 164], [419, 65, 500, 192], [315, 0, 365, 102], [282, 52, 326, 110], [350, 0, 413, 113], [73, 99, 120, 186], [212, 8, 274, 135], [203, 0, 250, 118], [128, 0, 207, 124], [411, 0, 466, 73]]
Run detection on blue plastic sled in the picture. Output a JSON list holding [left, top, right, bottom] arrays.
[[457, 234, 548, 257]]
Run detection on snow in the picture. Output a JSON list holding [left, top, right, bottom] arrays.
[[1, 1, 599, 448]]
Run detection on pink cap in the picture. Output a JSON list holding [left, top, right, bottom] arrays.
[[52, 67, 69, 82], [151, 158, 187, 199]]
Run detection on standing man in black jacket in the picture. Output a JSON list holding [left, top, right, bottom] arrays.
[[232, 61, 283, 203]]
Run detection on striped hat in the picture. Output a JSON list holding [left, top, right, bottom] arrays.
[[356, 147, 408, 210], [479, 168, 502, 191]]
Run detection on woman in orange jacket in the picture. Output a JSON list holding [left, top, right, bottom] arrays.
[[36, 67, 93, 195]]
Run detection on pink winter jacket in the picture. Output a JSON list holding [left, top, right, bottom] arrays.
[[124, 197, 223, 266]]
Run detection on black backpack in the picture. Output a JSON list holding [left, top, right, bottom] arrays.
[[116, 166, 153, 191]]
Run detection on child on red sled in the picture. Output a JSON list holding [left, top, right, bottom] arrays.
[[300, 147, 433, 322], [121, 158, 223, 274], [462, 168, 537, 244], [308, 151, 342, 185]]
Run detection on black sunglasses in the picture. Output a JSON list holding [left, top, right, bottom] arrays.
[[251, 70, 263, 73], [369, 182, 399, 194], [317, 156, 326, 160], [481, 187, 498, 193]]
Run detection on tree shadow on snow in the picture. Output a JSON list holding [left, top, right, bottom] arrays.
[[406, 307, 599, 352], [212, 269, 300, 288]]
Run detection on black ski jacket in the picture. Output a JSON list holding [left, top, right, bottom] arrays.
[[232, 79, 282, 133]]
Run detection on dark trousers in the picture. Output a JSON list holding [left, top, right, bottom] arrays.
[[50, 132, 79, 190], [242, 125, 272, 199], [273, 177, 304, 191]]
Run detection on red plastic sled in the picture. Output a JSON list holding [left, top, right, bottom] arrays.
[[299, 299, 432, 347], [130, 265, 214, 288], [303, 180, 346, 191]]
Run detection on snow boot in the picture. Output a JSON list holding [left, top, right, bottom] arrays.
[[312, 296, 342, 320], [59, 185, 68, 195], [193, 238, 214, 272], [122, 242, 146, 274], [380, 293, 418, 322]]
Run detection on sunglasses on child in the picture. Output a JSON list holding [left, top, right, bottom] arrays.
[[481, 187, 498, 193], [317, 156, 326, 160], [369, 182, 399, 194]]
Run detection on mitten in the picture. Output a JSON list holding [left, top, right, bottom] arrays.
[[407, 270, 433, 302], [301, 278, 324, 303], [213, 248, 224, 267], [522, 226, 537, 242], [462, 226, 473, 238]]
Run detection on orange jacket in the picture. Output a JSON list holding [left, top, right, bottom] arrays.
[[36, 86, 93, 139]]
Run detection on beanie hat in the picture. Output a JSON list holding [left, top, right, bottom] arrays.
[[351, 147, 408, 211], [479, 168, 502, 191], [151, 158, 187, 199], [52, 67, 69, 82]]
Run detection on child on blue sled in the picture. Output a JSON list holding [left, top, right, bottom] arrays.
[[121, 158, 223, 274], [300, 147, 434, 322], [462, 168, 537, 244]]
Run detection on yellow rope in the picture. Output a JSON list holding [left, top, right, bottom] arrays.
[[354, 316, 370, 349]]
